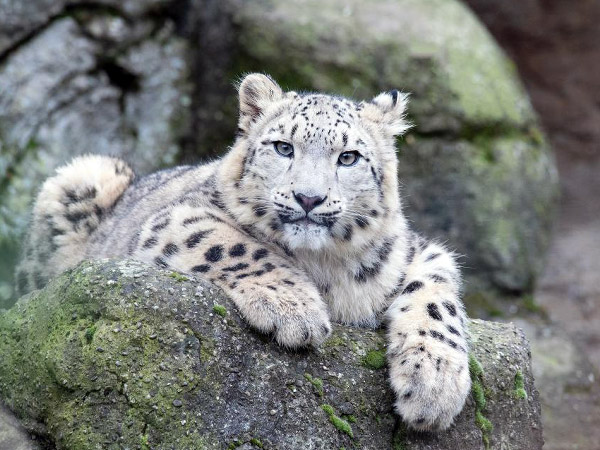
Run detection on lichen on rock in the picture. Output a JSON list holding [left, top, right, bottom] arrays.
[[0, 260, 543, 449]]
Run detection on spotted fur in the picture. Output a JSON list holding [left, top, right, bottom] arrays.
[[16, 73, 470, 431]]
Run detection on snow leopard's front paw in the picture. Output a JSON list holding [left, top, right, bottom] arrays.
[[271, 299, 332, 349], [232, 283, 332, 349], [388, 342, 470, 431]]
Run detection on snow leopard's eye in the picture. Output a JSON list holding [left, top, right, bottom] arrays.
[[338, 151, 361, 166], [274, 141, 294, 157]]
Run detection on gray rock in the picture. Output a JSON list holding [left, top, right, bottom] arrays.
[[0, 0, 165, 54], [0, 6, 192, 305], [0, 403, 40, 450], [0, 259, 543, 449]]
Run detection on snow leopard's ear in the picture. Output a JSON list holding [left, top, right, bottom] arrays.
[[362, 90, 411, 136], [237, 73, 284, 133]]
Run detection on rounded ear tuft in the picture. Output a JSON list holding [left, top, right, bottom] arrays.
[[237, 73, 283, 132]]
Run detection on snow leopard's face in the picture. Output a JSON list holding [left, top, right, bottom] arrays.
[[223, 74, 410, 252]]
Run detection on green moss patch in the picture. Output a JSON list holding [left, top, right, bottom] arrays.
[[362, 349, 386, 370], [469, 354, 492, 449], [304, 373, 324, 397], [514, 370, 527, 400], [212, 304, 227, 317], [469, 353, 484, 381], [227, 439, 243, 449], [140, 433, 150, 450], [169, 271, 189, 282], [471, 377, 486, 410], [343, 414, 356, 424], [84, 324, 97, 344], [321, 404, 354, 439], [475, 410, 492, 433]]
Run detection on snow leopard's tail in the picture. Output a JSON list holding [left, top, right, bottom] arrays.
[[15, 155, 134, 296]]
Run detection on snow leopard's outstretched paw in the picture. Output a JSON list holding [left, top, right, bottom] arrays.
[[233, 282, 332, 349], [388, 341, 470, 431]]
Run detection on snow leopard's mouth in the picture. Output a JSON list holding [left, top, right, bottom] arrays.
[[284, 216, 324, 227], [276, 207, 340, 230]]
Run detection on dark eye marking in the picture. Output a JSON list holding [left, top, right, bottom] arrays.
[[338, 151, 361, 166], [273, 141, 294, 157]]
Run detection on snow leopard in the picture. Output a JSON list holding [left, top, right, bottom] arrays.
[[15, 73, 470, 431]]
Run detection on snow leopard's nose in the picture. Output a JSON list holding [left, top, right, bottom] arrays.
[[293, 192, 327, 213]]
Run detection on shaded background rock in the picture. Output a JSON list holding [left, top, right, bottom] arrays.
[[513, 318, 599, 450], [460, 2, 600, 448], [0, 259, 543, 450], [0, 2, 193, 305], [0, 0, 559, 307]]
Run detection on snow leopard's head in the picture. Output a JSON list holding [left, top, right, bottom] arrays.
[[220, 73, 410, 252]]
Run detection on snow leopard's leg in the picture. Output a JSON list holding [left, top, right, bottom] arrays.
[[385, 234, 470, 431], [15, 155, 134, 296], [132, 204, 331, 348]]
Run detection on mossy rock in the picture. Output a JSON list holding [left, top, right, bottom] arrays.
[[229, 0, 532, 129], [0, 260, 543, 449]]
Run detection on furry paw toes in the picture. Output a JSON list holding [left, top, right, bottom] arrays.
[[389, 346, 470, 431]]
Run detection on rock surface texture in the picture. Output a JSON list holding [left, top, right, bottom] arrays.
[[0, 403, 41, 450], [0, 0, 558, 306], [0, 1, 192, 304], [461, 2, 600, 448], [0, 260, 543, 450]]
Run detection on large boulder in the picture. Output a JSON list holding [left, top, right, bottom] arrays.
[[218, 0, 559, 294], [0, 259, 543, 449], [0, 0, 559, 306]]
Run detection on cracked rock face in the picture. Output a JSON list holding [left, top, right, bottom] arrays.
[[0, 4, 192, 305], [0, 260, 543, 449], [0, 0, 167, 54]]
